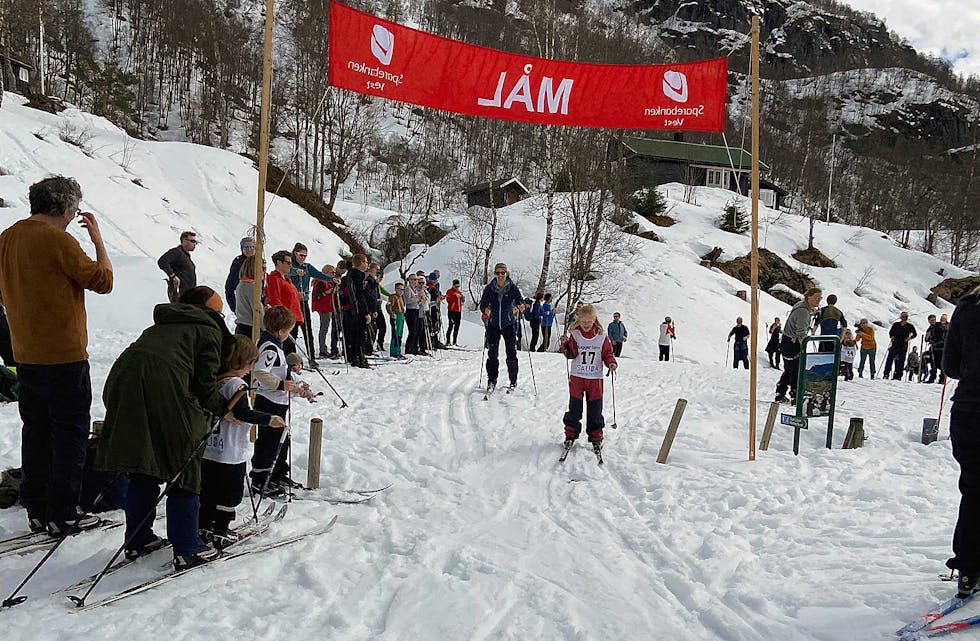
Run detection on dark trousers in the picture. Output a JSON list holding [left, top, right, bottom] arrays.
[[375, 311, 387, 350], [343, 310, 367, 363], [733, 342, 748, 369], [405, 312, 419, 354], [285, 325, 298, 357], [418, 313, 432, 353], [330, 310, 342, 355], [0, 306, 15, 367], [297, 300, 316, 359], [126, 473, 202, 557], [429, 309, 442, 348], [883, 346, 907, 380], [529, 320, 541, 351], [841, 361, 854, 381], [659, 345, 670, 361], [767, 349, 781, 368], [929, 348, 945, 383], [538, 326, 552, 352], [613, 341, 624, 357], [446, 310, 461, 345], [234, 323, 253, 338], [249, 395, 289, 487], [776, 357, 800, 398], [200, 459, 246, 533], [951, 408, 980, 574], [18, 361, 92, 523], [485, 324, 519, 385]]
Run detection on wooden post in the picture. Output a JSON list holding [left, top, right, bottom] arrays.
[[307, 418, 323, 489], [759, 401, 779, 451], [250, 0, 275, 346], [249, 0, 275, 446], [748, 15, 761, 461], [843, 417, 866, 449], [91, 420, 104, 437], [656, 398, 688, 464]]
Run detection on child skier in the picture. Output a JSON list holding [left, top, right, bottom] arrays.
[[840, 328, 857, 382], [906, 346, 921, 381], [249, 306, 297, 497], [559, 304, 618, 458], [201, 336, 286, 547]]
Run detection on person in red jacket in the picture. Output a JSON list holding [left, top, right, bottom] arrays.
[[265, 250, 302, 355], [311, 264, 338, 358], [445, 279, 465, 346], [559, 304, 618, 457]]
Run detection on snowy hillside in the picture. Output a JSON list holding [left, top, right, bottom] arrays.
[[0, 97, 978, 640]]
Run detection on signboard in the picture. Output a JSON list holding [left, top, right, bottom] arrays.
[[781, 413, 808, 429], [328, 1, 729, 131]]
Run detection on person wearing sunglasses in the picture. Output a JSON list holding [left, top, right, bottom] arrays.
[[158, 231, 199, 302], [224, 237, 256, 313], [478, 263, 525, 390]]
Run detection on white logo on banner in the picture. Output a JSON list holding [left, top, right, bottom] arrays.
[[662, 70, 689, 103], [371, 24, 394, 66]]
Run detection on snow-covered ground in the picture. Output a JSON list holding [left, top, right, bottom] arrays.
[[0, 95, 977, 640]]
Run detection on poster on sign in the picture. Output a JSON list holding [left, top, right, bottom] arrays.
[[328, 1, 728, 132]]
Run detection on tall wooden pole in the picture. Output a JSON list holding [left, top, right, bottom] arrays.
[[251, 0, 275, 345], [749, 15, 761, 461]]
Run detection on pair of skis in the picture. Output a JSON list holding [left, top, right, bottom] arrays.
[[305, 483, 393, 505], [897, 592, 980, 639], [482, 383, 517, 401], [559, 441, 603, 465], [69, 508, 338, 611], [0, 519, 121, 559]]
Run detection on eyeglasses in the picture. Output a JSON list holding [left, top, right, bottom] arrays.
[[242, 244, 256, 250], [297, 253, 307, 259], [188, 239, 199, 245], [494, 271, 506, 275]]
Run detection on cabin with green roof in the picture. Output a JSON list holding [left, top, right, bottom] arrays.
[[614, 136, 787, 210]]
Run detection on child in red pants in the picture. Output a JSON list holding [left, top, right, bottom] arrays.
[[559, 304, 618, 454]]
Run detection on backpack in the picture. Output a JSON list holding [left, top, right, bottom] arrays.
[[0, 366, 17, 403], [0, 468, 23, 509], [522, 298, 534, 322]]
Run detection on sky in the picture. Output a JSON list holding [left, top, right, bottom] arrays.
[[840, 0, 980, 78]]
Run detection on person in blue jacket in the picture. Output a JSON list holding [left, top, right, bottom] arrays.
[[479, 263, 525, 389], [289, 242, 333, 366], [538, 293, 556, 352], [607, 312, 628, 357]]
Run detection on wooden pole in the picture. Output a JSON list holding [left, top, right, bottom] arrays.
[[759, 401, 779, 451], [748, 15, 761, 462], [249, 0, 275, 444], [656, 398, 688, 464], [307, 418, 323, 489], [251, 0, 275, 346]]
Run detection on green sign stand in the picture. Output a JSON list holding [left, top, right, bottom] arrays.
[[792, 335, 842, 455]]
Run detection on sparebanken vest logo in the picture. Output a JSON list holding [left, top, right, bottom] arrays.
[[371, 24, 394, 66], [662, 70, 689, 103]]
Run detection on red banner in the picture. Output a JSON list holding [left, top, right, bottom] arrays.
[[328, 2, 728, 132]]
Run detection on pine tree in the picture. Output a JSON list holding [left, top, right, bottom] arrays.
[[719, 199, 749, 234]]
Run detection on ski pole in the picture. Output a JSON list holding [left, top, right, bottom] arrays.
[[253, 421, 291, 518], [521, 317, 538, 395], [479, 336, 486, 388], [65, 421, 216, 609], [611, 369, 618, 429], [286, 391, 293, 504], [725, 340, 731, 368], [293, 336, 348, 408]]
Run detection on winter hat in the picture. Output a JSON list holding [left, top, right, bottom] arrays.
[[452, 279, 460, 285], [428, 271, 438, 281], [204, 290, 224, 314], [285, 353, 303, 368]]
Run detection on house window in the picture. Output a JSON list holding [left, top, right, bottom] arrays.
[[705, 168, 727, 189], [759, 189, 776, 208], [18, 68, 29, 83]]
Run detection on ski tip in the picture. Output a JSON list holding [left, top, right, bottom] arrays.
[[1, 595, 28, 609]]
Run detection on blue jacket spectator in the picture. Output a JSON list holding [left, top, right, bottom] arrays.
[[608, 319, 628, 343], [479, 277, 524, 330], [541, 301, 555, 327]]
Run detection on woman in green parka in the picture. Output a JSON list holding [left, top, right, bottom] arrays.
[[96, 285, 235, 570]]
